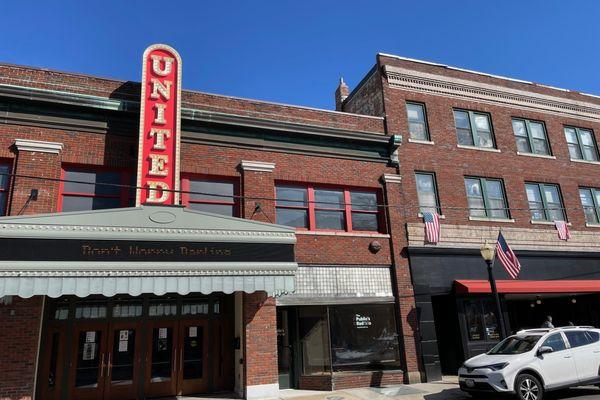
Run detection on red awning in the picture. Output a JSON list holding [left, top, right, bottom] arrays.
[[455, 280, 600, 294]]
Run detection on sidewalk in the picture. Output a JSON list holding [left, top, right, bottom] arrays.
[[278, 376, 467, 400]]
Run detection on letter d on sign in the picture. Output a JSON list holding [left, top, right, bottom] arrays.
[[136, 44, 182, 206]]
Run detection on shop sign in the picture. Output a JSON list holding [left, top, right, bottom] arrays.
[[136, 44, 182, 206], [354, 314, 372, 329]]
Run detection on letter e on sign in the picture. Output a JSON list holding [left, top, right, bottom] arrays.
[[136, 44, 182, 206]]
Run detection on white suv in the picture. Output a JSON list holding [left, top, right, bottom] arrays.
[[458, 326, 600, 400]]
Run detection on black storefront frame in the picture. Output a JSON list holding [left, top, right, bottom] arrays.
[[278, 302, 403, 389], [36, 293, 234, 400], [408, 246, 600, 382]]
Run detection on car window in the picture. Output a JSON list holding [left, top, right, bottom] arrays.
[[564, 331, 590, 348], [541, 333, 567, 352], [488, 335, 540, 355], [585, 331, 600, 344]]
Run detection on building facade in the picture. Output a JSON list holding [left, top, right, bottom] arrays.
[[342, 53, 600, 381], [2, 47, 600, 400]]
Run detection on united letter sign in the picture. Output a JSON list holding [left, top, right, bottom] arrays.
[[136, 44, 182, 205]]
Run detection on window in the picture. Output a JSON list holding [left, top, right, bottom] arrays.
[[525, 183, 565, 222], [406, 102, 430, 141], [298, 307, 331, 375], [329, 304, 401, 371], [541, 333, 567, 352], [463, 299, 499, 342], [0, 163, 11, 215], [512, 118, 551, 155], [579, 187, 600, 224], [565, 127, 599, 162], [453, 110, 495, 148], [464, 177, 509, 219], [275, 186, 309, 228], [564, 331, 591, 348], [59, 167, 134, 212], [181, 177, 237, 217], [415, 172, 440, 214], [275, 185, 381, 232], [586, 331, 600, 343]]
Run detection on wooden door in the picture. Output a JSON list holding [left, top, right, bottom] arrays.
[[144, 320, 178, 398], [68, 322, 108, 400], [178, 320, 210, 395], [212, 318, 234, 392], [38, 324, 66, 400], [104, 322, 140, 400]]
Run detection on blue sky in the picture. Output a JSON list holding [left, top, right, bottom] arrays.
[[2, 1, 600, 109]]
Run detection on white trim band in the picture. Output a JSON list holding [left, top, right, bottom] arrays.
[[240, 160, 276, 172], [382, 173, 402, 184], [246, 383, 279, 400], [14, 139, 63, 154]]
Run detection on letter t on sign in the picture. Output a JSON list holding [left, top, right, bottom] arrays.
[[136, 44, 182, 206]]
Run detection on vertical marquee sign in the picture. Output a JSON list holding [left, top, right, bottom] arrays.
[[136, 44, 182, 206]]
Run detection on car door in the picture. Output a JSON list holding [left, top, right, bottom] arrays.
[[536, 332, 578, 389], [563, 330, 600, 382]]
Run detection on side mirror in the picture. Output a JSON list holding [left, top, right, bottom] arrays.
[[537, 346, 554, 355]]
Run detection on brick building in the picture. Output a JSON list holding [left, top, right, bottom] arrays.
[[1, 47, 600, 400]]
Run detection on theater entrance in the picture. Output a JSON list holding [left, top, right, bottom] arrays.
[[37, 294, 234, 400]]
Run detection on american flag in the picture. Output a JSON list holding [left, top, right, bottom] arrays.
[[496, 232, 521, 279], [554, 220, 571, 241], [423, 211, 440, 244]]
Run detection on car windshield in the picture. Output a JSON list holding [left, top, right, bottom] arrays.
[[488, 335, 541, 355]]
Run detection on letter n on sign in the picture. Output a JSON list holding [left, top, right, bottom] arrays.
[[136, 44, 182, 206]]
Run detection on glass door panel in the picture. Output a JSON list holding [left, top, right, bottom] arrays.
[[39, 325, 65, 400], [179, 321, 209, 395], [75, 330, 103, 388], [69, 323, 107, 400], [145, 322, 177, 398], [105, 323, 139, 400]]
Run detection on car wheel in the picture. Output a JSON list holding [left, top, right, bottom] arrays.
[[515, 374, 543, 400]]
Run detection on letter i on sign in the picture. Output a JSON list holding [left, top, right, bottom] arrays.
[[136, 44, 182, 206]]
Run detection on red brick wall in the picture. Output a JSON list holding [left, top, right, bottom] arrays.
[[378, 68, 600, 234], [0, 297, 43, 400], [332, 370, 404, 390], [243, 293, 278, 388]]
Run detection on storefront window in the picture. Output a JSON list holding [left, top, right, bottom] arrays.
[[463, 299, 499, 342], [298, 307, 331, 375], [329, 304, 400, 371], [464, 299, 484, 341]]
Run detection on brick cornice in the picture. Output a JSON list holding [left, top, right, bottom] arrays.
[[383, 64, 600, 122], [14, 139, 63, 154]]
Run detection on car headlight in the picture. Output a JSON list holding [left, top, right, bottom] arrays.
[[483, 362, 509, 371]]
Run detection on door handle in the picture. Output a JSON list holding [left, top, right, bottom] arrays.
[[100, 353, 105, 378], [106, 352, 112, 377]]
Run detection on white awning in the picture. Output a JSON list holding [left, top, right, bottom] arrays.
[[0, 206, 297, 298], [0, 274, 296, 298]]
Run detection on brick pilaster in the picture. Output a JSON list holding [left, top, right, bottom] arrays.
[[382, 173, 423, 383]]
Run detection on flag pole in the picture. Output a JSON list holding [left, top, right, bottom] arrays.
[[488, 228, 507, 339]]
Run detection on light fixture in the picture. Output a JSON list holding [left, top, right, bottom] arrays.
[[530, 303, 535, 308], [480, 241, 495, 262], [571, 298, 577, 304], [536, 296, 542, 305]]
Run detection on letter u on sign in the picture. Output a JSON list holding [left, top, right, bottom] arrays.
[[136, 44, 182, 206]]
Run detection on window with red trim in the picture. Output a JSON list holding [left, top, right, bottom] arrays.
[[181, 176, 238, 217], [0, 163, 11, 215], [59, 166, 134, 212], [275, 185, 381, 232]]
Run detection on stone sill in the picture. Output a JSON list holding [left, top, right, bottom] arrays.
[[418, 213, 446, 219], [571, 158, 600, 166], [517, 151, 556, 160], [408, 138, 435, 145], [457, 144, 501, 153], [586, 223, 600, 228], [295, 231, 390, 238], [530, 220, 572, 226], [468, 216, 515, 223]]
